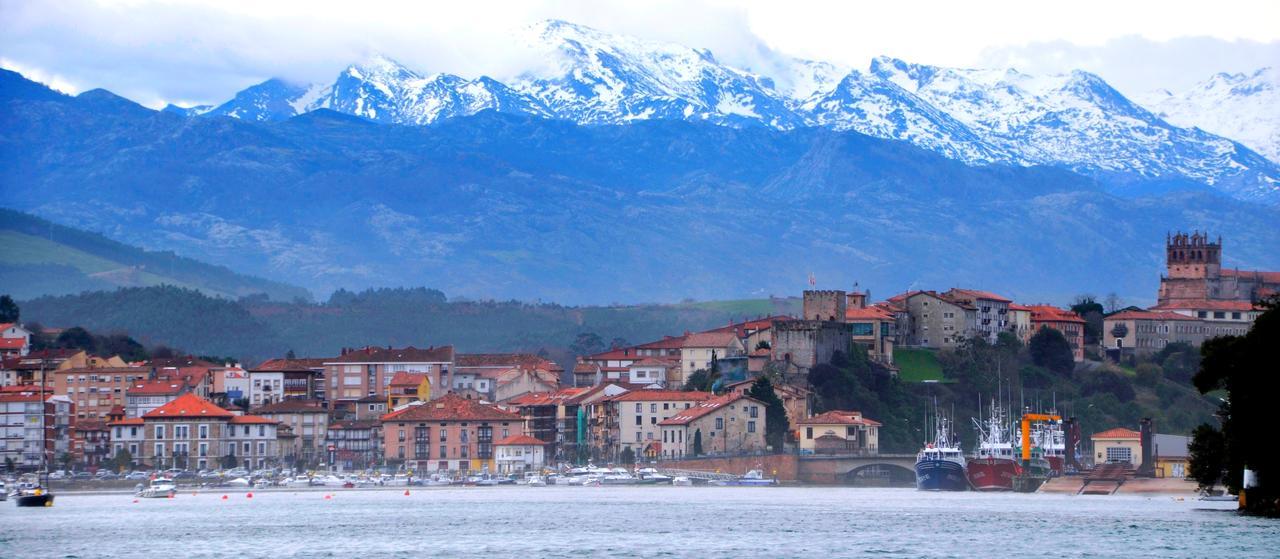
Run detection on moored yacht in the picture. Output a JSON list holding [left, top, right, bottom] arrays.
[[137, 477, 178, 499]]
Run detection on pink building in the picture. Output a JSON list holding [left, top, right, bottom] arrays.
[[1027, 305, 1088, 362], [380, 393, 524, 474], [324, 346, 454, 404]]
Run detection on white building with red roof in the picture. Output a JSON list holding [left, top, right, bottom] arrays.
[[494, 434, 547, 474], [606, 389, 716, 459], [0, 323, 31, 358], [136, 393, 281, 470], [0, 388, 72, 470], [658, 393, 767, 459]]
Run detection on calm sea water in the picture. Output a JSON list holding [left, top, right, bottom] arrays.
[[1, 486, 1275, 558]]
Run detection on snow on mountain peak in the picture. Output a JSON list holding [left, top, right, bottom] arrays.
[[1137, 66, 1279, 163]]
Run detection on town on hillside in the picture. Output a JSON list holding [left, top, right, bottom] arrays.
[[1, 231, 1275, 490]]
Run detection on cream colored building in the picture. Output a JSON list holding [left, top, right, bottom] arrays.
[[608, 389, 714, 457], [796, 410, 881, 454], [1091, 427, 1142, 466], [680, 332, 745, 385], [658, 393, 767, 458]]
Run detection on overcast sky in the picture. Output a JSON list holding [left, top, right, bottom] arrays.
[[2, 0, 1277, 108]]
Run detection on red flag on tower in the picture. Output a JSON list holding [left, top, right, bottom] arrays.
[[808, 272, 816, 287]]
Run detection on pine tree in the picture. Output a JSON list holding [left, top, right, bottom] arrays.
[[693, 429, 704, 456], [745, 375, 789, 451]]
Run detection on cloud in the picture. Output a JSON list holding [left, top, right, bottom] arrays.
[[1, 0, 1277, 108]]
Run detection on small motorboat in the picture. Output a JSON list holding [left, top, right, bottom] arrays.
[[226, 477, 251, 488], [671, 477, 693, 487], [526, 476, 547, 487], [15, 487, 54, 507], [137, 478, 178, 499]]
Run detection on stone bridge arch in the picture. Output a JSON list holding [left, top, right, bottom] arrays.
[[840, 463, 915, 487]]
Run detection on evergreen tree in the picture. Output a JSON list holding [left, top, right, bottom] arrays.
[[693, 429, 703, 456], [55, 326, 97, 353], [1192, 298, 1279, 515], [1028, 327, 1074, 375], [0, 295, 18, 322], [745, 375, 789, 451], [1188, 423, 1225, 493]]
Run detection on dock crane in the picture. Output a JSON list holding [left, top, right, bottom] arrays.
[[1012, 412, 1061, 492]]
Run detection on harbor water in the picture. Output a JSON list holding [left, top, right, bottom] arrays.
[[1, 486, 1275, 558]]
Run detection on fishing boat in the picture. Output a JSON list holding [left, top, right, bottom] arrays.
[[137, 477, 178, 499], [1032, 420, 1067, 476], [966, 401, 1019, 491], [711, 469, 779, 487], [601, 468, 639, 485], [915, 414, 968, 491]]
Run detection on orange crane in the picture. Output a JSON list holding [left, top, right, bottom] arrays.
[[1020, 412, 1062, 467]]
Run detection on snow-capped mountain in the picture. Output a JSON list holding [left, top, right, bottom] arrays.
[[512, 19, 799, 128], [185, 20, 1278, 204], [206, 56, 545, 124], [161, 103, 212, 117], [863, 57, 1278, 203], [1138, 67, 1279, 163]]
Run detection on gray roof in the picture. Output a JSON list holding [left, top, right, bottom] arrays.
[[1154, 434, 1190, 459]]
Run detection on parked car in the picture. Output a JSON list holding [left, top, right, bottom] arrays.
[[125, 471, 148, 480], [96, 472, 119, 480], [72, 472, 93, 480]]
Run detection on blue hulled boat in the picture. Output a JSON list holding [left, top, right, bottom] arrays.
[[915, 415, 968, 491]]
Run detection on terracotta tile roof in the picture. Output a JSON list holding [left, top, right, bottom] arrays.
[[388, 371, 429, 388], [249, 399, 328, 414], [251, 357, 330, 371], [682, 332, 739, 348], [494, 434, 547, 446], [629, 357, 678, 368], [1026, 305, 1086, 324], [148, 356, 217, 368], [634, 335, 690, 350], [507, 387, 589, 406], [328, 345, 454, 364], [0, 322, 15, 332], [126, 381, 187, 396], [1220, 269, 1280, 283], [1150, 300, 1261, 312], [583, 347, 638, 361], [658, 393, 758, 426], [573, 362, 600, 373], [143, 393, 234, 419], [887, 290, 925, 303], [1091, 427, 1141, 439], [109, 418, 145, 426], [381, 393, 522, 422], [0, 338, 27, 349], [0, 391, 44, 403], [845, 306, 895, 321], [456, 353, 550, 368], [608, 389, 715, 403], [329, 419, 380, 430], [797, 410, 882, 427], [229, 414, 277, 425], [1008, 303, 1034, 312], [75, 419, 109, 431], [1106, 310, 1197, 321], [945, 288, 1012, 303]]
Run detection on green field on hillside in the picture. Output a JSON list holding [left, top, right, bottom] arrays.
[[894, 347, 946, 382]]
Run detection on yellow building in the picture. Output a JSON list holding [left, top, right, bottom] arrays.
[[797, 410, 881, 455], [1153, 433, 1190, 478], [1091, 427, 1142, 466]]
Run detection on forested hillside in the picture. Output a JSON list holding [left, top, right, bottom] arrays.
[[0, 209, 310, 301], [18, 286, 800, 365]]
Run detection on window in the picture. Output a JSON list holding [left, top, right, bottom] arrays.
[[155, 425, 166, 440], [715, 417, 724, 429], [747, 421, 756, 433], [1105, 446, 1133, 464], [635, 432, 642, 442], [650, 403, 657, 413], [806, 427, 813, 439], [749, 406, 759, 418], [198, 424, 208, 439], [663, 403, 669, 410], [258, 442, 266, 455], [155, 443, 164, 457], [173, 425, 190, 439], [635, 403, 642, 413], [635, 415, 642, 426], [243, 442, 250, 454], [460, 445, 469, 459], [440, 428, 448, 442]]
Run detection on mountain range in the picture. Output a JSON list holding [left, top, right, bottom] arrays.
[[2, 20, 1279, 306], [186, 21, 1279, 205], [1139, 66, 1279, 164], [4, 65, 1280, 305]]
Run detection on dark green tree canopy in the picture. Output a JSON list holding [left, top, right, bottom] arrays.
[[1028, 327, 1074, 376], [746, 375, 790, 450], [0, 295, 19, 323]]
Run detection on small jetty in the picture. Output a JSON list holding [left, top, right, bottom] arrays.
[[1077, 464, 1134, 495]]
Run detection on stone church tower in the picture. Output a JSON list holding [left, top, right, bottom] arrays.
[[1157, 231, 1280, 306]]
